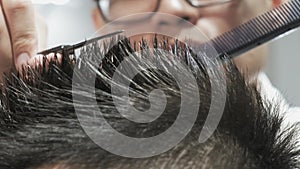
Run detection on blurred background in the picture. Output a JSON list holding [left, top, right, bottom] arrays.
[[34, 0, 300, 107]]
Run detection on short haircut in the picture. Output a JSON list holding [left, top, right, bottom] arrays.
[[0, 35, 299, 169]]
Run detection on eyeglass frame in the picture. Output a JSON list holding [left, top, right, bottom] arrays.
[[95, 0, 234, 23]]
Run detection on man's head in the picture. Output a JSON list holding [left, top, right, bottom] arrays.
[[91, 0, 285, 77], [0, 36, 299, 169]]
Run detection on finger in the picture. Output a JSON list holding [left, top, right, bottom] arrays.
[[0, 6, 12, 73], [1, 0, 38, 69]]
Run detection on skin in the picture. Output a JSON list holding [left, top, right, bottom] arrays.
[[0, 0, 288, 82], [0, 0, 47, 81]]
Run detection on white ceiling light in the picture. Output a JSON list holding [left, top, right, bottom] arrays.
[[32, 0, 70, 5]]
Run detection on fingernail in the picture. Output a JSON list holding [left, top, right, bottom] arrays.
[[16, 53, 30, 67]]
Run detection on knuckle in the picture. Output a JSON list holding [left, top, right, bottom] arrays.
[[13, 31, 37, 52]]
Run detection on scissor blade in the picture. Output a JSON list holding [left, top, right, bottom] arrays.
[[37, 30, 125, 55]]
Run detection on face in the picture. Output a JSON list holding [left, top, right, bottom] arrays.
[[92, 0, 281, 78]]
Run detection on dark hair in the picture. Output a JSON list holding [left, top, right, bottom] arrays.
[[0, 35, 299, 169]]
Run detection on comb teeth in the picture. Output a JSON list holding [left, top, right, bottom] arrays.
[[210, 0, 300, 58]]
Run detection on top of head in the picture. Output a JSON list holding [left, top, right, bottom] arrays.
[[0, 33, 299, 169]]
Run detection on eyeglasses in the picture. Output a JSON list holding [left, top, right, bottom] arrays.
[[96, 0, 234, 22]]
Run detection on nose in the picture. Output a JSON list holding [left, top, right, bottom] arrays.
[[158, 0, 199, 25]]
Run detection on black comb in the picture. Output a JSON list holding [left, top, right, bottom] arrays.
[[212, 0, 300, 58]]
